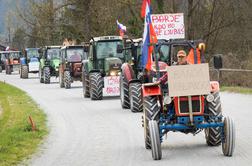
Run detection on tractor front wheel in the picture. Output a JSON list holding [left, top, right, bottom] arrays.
[[90, 72, 103, 100], [222, 116, 235, 156], [21, 65, 28, 79], [120, 74, 130, 109], [44, 67, 50, 84], [59, 70, 64, 88], [64, 71, 71, 89], [129, 82, 143, 112], [0, 66, 2, 73], [6, 65, 11, 75], [143, 96, 160, 149], [149, 120, 162, 160], [205, 92, 222, 146]]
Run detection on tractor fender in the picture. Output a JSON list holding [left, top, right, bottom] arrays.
[[142, 82, 161, 97], [121, 63, 135, 84], [129, 79, 141, 85]]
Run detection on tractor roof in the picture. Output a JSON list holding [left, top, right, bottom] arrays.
[[25, 48, 39, 51], [91, 36, 122, 42], [45, 46, 61, 49], [60, 45, 84, 50], [0, 51, 21, 53]]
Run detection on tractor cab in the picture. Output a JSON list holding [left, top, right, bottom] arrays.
[[87, 36, 124, 76], [59, 45, 87, 89]]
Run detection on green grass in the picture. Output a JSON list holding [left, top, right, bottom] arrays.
[[0, 81, 48, 166], [221, 86, 252, 94]]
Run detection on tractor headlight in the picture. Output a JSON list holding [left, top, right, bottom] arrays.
[[110, 71, 116, 76], [164, 95, 172, 105], [206, 94, 214, 102]]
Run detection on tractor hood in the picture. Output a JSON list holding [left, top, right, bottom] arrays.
[[104, 57, 122, 76], [50, 58, 60, 69]]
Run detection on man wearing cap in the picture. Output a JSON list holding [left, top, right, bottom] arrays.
[[159, 50, 189, 84]]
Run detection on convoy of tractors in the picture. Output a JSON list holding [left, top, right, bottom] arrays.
[[0, 35, 235, 160]]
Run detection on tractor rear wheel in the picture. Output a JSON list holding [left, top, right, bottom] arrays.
[[21, 65, 28, 79], [143, 96, 160, 149], [90, 72, 103, 100], [149, 120, 162, 160], [82, 71, 90, 98], [64, 71, 71, 89], [222, 116, 235, 156], [44, 67, 50, 84], [120, 74, 130, 109], [205, 92, 222, 146], [129, 82, 143, 112], [0, 66, 2, 73]]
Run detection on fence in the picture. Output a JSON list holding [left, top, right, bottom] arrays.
[[210, 68, 252, 88]]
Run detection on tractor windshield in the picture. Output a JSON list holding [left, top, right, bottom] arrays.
[[47, 49, 60, 60], [27, 49, 39, 58], [96, 41, 123, 59], [66, 48, 83, 62], [156, 45, 170, 62], [9, 52, 21, 59]]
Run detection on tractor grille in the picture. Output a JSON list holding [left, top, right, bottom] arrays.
[[174, 96, 204, 116], [179, 98, 201, 113]]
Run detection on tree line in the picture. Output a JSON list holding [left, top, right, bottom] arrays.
[[10, 0, 252, 69]]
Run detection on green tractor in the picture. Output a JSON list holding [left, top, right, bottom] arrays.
[[59, 45, 88, 89], [82, 36, 126, 100], [39, 46, 61, 84]]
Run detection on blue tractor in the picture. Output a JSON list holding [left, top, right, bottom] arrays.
[[20, 48, 40, 79], [142, 40, 235, 160]]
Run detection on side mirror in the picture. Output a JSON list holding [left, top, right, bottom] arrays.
[[213, 54, 223, 69], [117, 45, 123, 53]]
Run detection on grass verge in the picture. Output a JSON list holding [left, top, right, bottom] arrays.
[[221, 86, 252, 94], [0, 81, 47, 166]]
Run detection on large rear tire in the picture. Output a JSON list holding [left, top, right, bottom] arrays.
[[149, 120, 162, 160], [6, 65, 11, 75], [64, 71, 71, 89], [0, 66, 2, 73], [44, 67, 50, 84], [21, 65, 28, 79], [39, 67, 44, 83], [129, 82, 143, 112], [82, 71, 90, 98], [143, 96, 160, 149], [120, 74, 130, 108], [205, 92, 222, 146], [222, 117, 235, 156], [90, 72, 103, 100]]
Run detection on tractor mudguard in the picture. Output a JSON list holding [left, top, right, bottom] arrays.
[[210, 81, 220, 92], [121, 63, 135, 83], [142, 82, 161, 97], [129, 79, 141, 85]]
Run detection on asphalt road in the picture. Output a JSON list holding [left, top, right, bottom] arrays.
[[1, 72, 252, 166]]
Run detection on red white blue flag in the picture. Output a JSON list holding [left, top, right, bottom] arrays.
[[141, 0, 157, 70], [117, 20, 127, 37]]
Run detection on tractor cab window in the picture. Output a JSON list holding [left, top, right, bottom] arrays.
[[96, 41, 123, 59], [66, 48, 83, 62], [156, 45, 169, 63], [47, 49, 60, 60], [27, 49, 39, 58], [10, 52, 20, 59]]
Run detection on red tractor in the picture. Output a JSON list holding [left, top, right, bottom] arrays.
[[142, 40, 235, 160], [4, 51, 21, 75]]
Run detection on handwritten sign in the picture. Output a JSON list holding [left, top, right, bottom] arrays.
[[103, 76, 120, 96], [167, 64, 210, 97], [151, 13, 185, 40]]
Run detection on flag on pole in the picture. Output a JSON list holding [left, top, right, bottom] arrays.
[[116, 20, 127, 37], [141, 0, 157, 70]]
